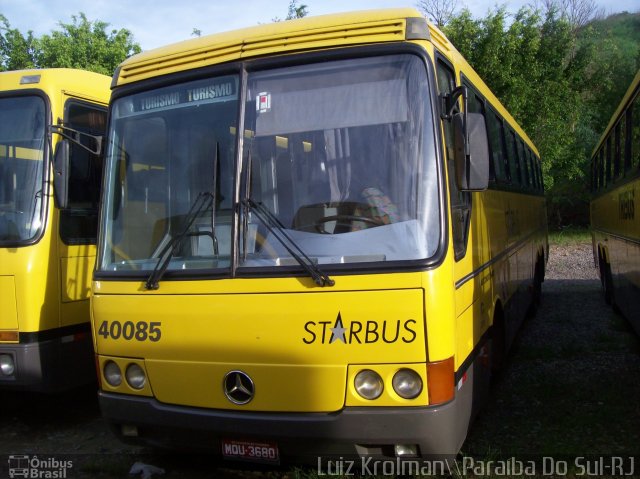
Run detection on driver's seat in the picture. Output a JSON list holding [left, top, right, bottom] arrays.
[[291, 202, 360, 234]]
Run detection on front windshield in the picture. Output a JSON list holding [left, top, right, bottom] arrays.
[[98, 54, 441, 277], [100, 76, 239, 272], [0, 96, 46, 244], [240, 55, 440, 268]]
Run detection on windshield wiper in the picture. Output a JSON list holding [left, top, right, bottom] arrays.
[[243, 198, 335, 287], [145, 192, 214, 290]]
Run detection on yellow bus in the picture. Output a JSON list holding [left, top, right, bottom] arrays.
[[94, 9, 547, 461], [0, 68, 110, 391], [591, 70, 640, 333]]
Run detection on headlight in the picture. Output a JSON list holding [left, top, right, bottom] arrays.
[[354, 369, 383, 400], [125, 363, 146, 390], [392, 368, 422, 399], [0, 354, 15, 376], [103, 361, 122, 387]]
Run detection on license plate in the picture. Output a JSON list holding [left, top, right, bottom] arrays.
[[221, 439, 280, 464]]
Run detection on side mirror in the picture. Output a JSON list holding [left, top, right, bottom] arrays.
[[53, 139, 70, 209], [453, 112, 490, 191]]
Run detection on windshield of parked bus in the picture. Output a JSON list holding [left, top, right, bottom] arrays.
[[98, 54, 440, 276], [240, 55, 440, 268], [0, 96, 46, 244], [100, 76, 239, 273]]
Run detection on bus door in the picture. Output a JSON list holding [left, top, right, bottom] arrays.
[[56, 97, 107, 330]]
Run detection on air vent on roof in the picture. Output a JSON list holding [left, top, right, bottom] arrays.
[[116, 18, 410, 85]]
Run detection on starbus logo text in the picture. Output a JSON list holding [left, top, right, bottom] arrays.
[[302, 313, 417, 345]]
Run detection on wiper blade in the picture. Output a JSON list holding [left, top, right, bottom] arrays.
[[243, 198, 335, 287], [145, 192, 214, 290]]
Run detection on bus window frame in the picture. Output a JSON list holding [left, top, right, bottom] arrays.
[[97, 43, 451, 281], [438, 55, 473, 262], [590, 83, 640, 200], [238, 48, 450, 274], [623, 107, 632, 173], [614, 121, 621, 180], [516, 138, 529, 189], [506, 129, 521, 187], [633, 92, 640, 170], [486, 106, 509, 185], [456, 74, 541, 197], [59, 98, 108, 246], [0, 89, 52, 248], [605, 136, 612, 184]]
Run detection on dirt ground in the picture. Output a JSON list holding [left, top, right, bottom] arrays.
[[1, 241, 639, 478]]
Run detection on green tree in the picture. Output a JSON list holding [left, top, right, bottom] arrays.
[[272, 0, 309, 22], [35, 13, 141, 76], [0, 12, 141, 75], [287, 0, 309, 19], [0, 14, 38, 71], [443, 6, 623, 226]]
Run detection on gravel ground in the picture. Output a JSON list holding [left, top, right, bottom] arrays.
[[464, 242, 640, 460], [1, 242, 639, 478]]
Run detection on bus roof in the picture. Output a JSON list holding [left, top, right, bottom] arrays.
[[113, 8, 427, 86], [0, 68, 111, 104], [112, 7, 538, 157]]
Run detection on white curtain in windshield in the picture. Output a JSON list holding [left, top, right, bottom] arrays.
[[241, 55, 440, 267]]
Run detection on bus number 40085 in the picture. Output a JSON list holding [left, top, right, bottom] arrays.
[[97, 321, 162, 342]]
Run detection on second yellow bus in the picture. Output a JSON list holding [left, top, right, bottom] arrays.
[[591, 70, 640, 333], [0, 68, 110, 391]]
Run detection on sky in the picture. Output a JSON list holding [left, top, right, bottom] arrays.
[[1, 0, 638, 51]]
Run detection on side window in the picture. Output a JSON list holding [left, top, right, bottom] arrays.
[[614, 122, 621, 180], [436, 60, 456, 164], [632, 95, 639, 169], [530, 150, 537, 190], [467, 90, 484, 114], [516, 139, 528, 189], [60, 101, 107, 244], [599, 148, 606, 189], [487, 109, 507, 184], [621, 113, 629, 174], [605, 136, 612, 185], [537, 158, 544, 192], [527, 149, 535, 190], [506, 130, 520, 186], [527, 149, 538, 191], [436, 59, 471, 260]]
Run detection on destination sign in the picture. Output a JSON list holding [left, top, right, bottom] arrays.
[[134, 77, 238, 114]]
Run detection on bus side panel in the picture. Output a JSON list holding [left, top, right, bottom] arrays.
[[0, 276, 18, 330], [592, 183, 640, 333]]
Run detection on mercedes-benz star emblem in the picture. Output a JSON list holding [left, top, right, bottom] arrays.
[[223, 370, 255, 405]]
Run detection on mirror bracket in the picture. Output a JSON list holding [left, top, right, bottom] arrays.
[[49, 123, 103, 156]]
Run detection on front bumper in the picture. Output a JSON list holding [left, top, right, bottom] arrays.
[[0, 332, 94, 392], [99, 364, 475, 464]]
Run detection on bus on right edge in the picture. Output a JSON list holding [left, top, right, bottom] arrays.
[[591, 70, 640, 333]]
